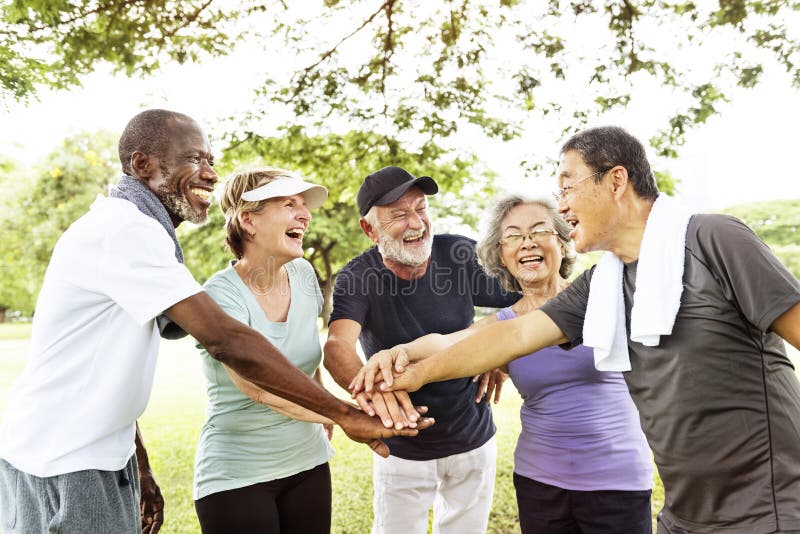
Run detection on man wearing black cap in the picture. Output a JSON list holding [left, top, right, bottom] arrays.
[[324, 166, 517, 534]]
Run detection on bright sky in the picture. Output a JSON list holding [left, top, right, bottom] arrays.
[[1, 39, 798, 212]]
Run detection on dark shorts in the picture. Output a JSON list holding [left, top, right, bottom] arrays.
[[514, 472, 652, 534]]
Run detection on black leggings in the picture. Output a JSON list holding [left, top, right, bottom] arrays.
[[195, 462, 331, 534]]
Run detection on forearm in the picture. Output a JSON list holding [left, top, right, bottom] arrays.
[[135, 422, 152, 472], [399, 332, 466, 361], [323, 337, 365, 389], [224, 364, 334, 424], [417, 310, 565, 384], [202, 322, 351, 424]]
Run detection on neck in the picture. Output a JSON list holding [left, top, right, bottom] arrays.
[[235, 250, 289, 291], [381, 255, 429, 280], [608, 197, 655, 263], [515, 275, 567, 312]]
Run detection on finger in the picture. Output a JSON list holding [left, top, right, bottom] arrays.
[[369, 393, 395, 428], [493, 375, 506, 404], [377, 355, 394, 390], [349, 368, 366, 394], [355, 393, 375, 417], [394, 349, 410, 374], [380, 391, 406, 430], [475, 372, 490, 402], [393, 390, 419, 423], [369, 439, 390, 458], [414, 405, 428, 415], [415, 416, 435, 430], [484, 374, 498, 405]]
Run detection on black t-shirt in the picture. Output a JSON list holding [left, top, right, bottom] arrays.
[[330, 234, 518, 460], [541, 214, 800, 533]]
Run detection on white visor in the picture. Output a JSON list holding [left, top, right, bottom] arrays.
[[241, 177, 328, 209]]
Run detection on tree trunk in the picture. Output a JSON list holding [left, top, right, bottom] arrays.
[[0, 307, 6, 323]]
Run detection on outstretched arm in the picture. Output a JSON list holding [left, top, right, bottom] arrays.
[[324, 319, 425, 430], [165, 292, 433, 457], [390, 310, 567, 393], [223, 364, 334, 424]]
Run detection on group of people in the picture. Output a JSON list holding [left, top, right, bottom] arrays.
[[0, 108, 797, 534]]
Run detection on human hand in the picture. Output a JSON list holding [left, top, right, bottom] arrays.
[[473, 368, 507, 404], [338, 406, 435, 457], [349, 346, 412, 395], [351, 389, 427, 430], [378, 361, 426, 394], [139, 467, 164, 534]]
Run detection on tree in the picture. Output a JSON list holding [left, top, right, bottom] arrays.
[[0, 130, 118, 316], [180, 127, 496, 322], [3, 1, 799, 163]]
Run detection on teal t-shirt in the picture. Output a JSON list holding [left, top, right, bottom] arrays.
[[193, 258, 334, 500]]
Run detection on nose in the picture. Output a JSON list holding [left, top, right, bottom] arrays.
[[521, 235, 537, 248], [297, 203, 311, 223], [408, 211, 424, 230], [556, 195, 568, 215], [200, 159, 218, 184]]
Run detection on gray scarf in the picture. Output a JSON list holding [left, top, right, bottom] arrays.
[[109, 175, 188, 339]]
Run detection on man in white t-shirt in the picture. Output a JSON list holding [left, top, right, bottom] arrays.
[[0, 110, 430, 534]]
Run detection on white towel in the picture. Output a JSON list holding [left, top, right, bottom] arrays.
[[583, 194, 692, 371]]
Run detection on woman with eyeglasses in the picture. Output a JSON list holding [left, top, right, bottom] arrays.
[[352, 194, 653, 533], [192, 167, 334, 534]]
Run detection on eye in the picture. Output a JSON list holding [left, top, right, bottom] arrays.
[[186, 155, 201, 164], [207, 159, 215, 167]]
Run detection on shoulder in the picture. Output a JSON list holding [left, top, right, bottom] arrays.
[[432, 234, 477, 264], [203, 266, 241, 301], [339, 246, 380, 276], [687, 213, 762, 251], [287, 257, 316, 277]]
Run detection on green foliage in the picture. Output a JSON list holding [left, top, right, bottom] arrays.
[[4, 1, 800, 161], [0, 130, 117, 314], [721, 199, 800, 279], [721, 199, 800, 246], [181, 128, 495, 321], [0, 0, 239, 104]]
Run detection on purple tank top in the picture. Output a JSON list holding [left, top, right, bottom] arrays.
[[498, 307, 653, 490]]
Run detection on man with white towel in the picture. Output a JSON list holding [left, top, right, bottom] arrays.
[[371, 126, 800, 533]]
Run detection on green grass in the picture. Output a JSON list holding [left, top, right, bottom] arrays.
[[0, 323, 675, 533]]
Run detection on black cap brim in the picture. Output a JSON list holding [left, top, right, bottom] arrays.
[[372, 176, 438, 210]]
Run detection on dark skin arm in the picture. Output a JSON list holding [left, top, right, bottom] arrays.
[[773, 301, 800, 351], [135, 423, 163, 534], [164, 292, 432, 457]]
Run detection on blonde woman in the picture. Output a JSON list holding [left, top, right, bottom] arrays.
[[193, 168, 334, 533]]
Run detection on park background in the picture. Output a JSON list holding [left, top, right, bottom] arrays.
[[1, 1, 800, 532]]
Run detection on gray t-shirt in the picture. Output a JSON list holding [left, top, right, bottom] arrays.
[[541, 214, 800, 533]]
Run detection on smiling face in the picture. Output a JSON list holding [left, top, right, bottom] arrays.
[[499, 203, 564, 289], [243, 194, 311, 262], [144, 119, 218, 226], [556, 149, 617, 253], [365, 187, 433, 267]]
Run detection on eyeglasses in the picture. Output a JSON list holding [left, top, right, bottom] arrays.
[[498, 228, 558, 247], [554, 168, 609, 201]]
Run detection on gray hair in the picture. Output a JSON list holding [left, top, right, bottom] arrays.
[[477, 194, 576, 293], [560, 125, 658, 201]]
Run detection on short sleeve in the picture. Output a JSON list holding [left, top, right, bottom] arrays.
[[691, 215, 800, 331], [91, 216, 201, 325], [329, 263, 369, 326], [540, 267, 593, 347], [203, 276, 250, 326]]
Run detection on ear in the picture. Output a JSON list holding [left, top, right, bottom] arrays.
[[359, 218, 379, 244], [609, 165, 630, 198], [238, 212, 255, 237], [131, 151, 155, 180]]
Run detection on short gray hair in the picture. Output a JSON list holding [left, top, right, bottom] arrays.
[[477, 194, 576, 293]]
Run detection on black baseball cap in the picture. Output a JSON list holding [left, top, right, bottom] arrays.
[[356, 166, 438, 216]]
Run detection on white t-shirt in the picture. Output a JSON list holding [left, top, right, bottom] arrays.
[[0, 196, 202, 477]]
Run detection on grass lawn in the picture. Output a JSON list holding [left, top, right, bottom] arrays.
[[0, 323, 676, 533]]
